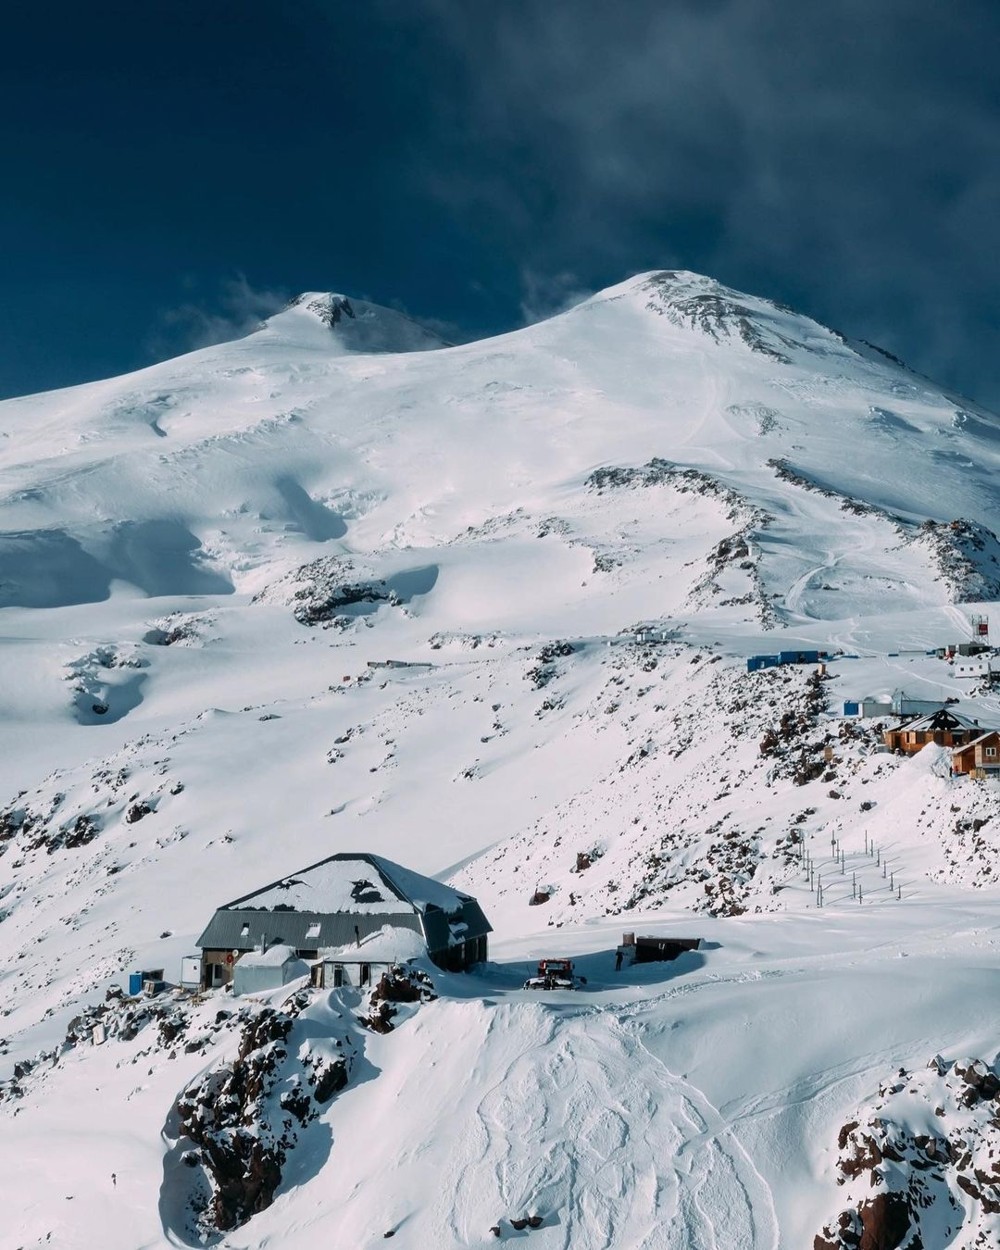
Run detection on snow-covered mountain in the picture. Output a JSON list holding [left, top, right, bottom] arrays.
[[2, 270, 1000, 1249]]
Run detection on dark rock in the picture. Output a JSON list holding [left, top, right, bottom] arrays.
[[313, 1059, 348, 1104], [856, 1192, 912, 1250]]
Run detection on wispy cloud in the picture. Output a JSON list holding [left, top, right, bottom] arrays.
[[149, 275, 290, 358], [518, 269, 594, 326]]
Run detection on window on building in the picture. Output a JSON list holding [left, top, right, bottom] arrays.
[[987, 747, 997, 758]]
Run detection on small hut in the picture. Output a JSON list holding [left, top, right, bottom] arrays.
[[618, 933, 701, 965]]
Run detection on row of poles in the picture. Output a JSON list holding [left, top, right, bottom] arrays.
[[796, 828, 902, 907]]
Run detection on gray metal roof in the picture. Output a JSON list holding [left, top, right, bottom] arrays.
[[197, 850, 491, 957], [197, 908, 423, 953]]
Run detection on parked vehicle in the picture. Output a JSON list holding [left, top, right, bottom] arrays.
[[523, 958, 579, 990]]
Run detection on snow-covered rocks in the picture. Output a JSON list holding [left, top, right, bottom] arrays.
[[169, 989, 353, 1238], [816, 1054, 1000, 1249], [909, 518, 1000, 603]]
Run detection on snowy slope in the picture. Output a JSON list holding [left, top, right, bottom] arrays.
[[2, 270, 1000, 1249]]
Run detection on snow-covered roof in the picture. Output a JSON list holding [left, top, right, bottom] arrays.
[[898, 709, 982, 733], [317, 925, 427, 963], [197, 853, 491, 956], [237, 943, 300, 968], [225, 852, 471, 916]]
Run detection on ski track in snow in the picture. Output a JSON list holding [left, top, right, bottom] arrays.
[[442, 1006, 777, 1249]]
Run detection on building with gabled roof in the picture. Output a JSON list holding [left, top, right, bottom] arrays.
[[883, 708, 985, 755], [951, 731, 1000, 778], [196, 852, 491, 989]]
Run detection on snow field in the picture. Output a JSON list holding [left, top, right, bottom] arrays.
[[2, 271, 1000, 1247]]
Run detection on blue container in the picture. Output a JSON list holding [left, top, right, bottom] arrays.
[[128, 971, 143, 996], [747, 655, 781, 672], [779, 650, 820, 665], [843, 701, 859, 716]]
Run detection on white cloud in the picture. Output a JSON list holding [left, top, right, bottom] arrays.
[[518, 269, 594, 326], [153, 275, 290, 355]]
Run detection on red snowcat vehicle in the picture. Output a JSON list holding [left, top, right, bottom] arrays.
[[522, 958, 579, 991]]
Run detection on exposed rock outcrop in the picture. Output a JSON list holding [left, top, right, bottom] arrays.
[[815, 1055, 1000, 1248]]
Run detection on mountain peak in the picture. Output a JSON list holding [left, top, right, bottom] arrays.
[[636, 269, 845, 364], [261, 291, 450, 355]]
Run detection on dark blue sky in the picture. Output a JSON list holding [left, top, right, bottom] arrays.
[[3, 1, 1000, 406]]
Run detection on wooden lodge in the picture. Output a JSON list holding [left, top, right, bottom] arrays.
[[882, 708, 984, 755], [951, 731, 1000, 778]]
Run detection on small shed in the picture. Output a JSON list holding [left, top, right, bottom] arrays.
[[892, 695, 952, 716], [843, 698, 894, 718], [128, 968, 165, 996], [232, 945, 310, 996], [179, 956, 201, 989], [747, 655, 780, 673], [620, 933, 701, 964]]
